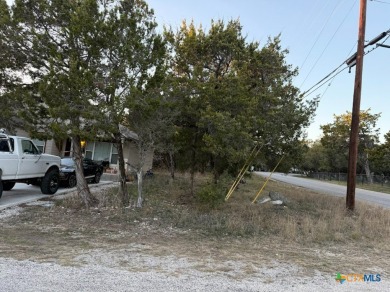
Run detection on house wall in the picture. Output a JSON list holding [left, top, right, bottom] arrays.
[[82, 140, 153, 172], [15, 128, 29, 137], [15, 129, 60, 156], [13, 128, 153, 172], [44, 140, 61, 156], [122, 141, 153, 172]]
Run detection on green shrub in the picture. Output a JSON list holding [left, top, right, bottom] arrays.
[[196, 172, 231, 208], [196, 183, 225, 208]]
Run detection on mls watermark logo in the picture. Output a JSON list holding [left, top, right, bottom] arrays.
[[336, 273, 381, 284]]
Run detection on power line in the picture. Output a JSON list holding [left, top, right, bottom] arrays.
[[370, 0, 390, 4], [302, 44, 381, 99], [346, 41, 358, 59], [289, 0, 330, 53], [302, 29, 390, 99], [302, 66, 348, 98], [377, 33, 390, 47], [319, 75, 337, 101], [299, 1, 344, 72], [299, 0, 358, 88]]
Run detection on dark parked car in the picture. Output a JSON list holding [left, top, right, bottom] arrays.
[[59, 157, 103, 188]]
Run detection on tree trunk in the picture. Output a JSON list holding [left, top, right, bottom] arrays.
[[136, 168, 143, 208], [189, 136, 197, 197], [168, 151, 175, 180], [190, 166, 195, 197], [115, 133, 129, 206], [190, 153, 196, 197], [72, 135, 98, 208], [363, 152, 373, 184], [133, 142, 148, 208], [212, 155, 220, 184], [210, 154, 218, 184]]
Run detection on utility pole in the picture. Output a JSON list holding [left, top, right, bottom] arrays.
[[346, 0, 367, 211]]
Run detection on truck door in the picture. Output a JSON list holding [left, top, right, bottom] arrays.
[[17, 139, 46, 179]]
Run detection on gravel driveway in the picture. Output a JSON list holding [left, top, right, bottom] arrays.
[[0, 254, 387, 291]]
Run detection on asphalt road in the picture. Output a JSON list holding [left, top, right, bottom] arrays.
[[0, 181, 113, 210], [256, 172, 390, 209]]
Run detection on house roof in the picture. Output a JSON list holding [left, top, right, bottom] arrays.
[[119, 124, 139, 141]]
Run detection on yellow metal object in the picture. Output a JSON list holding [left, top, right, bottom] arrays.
[[251, 155, 285, 204], [225, 145, 262, 201]]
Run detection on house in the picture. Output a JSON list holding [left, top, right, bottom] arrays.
[[14, 128, 153, 174]]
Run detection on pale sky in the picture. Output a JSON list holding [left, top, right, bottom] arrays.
[[5, 0, 390, 141], [147, 0, 390, 142]]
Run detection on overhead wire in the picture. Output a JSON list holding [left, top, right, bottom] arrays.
[[345, 41, 358, 60], [302, 29, 390, 99], [302, 66, 348, 98], [370, 0, 390, 4], [315, 41, 358, 101], [312, 39, 357, 100], [319, 77, 334, 100], [379, 33, 390, 44], [300, 0, 358, 88], [375, 33, 390, 48], [299, 1, 342, 72], [284, 0, 327, 50]]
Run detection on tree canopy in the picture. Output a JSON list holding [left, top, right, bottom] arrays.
[[0, 0, 27, 131], [318, 109, 380, 177], [2, 2, 318, 206], [4, 0, 166, 207], [165, 20, 317, 186], [301, 141, 329, 172], [369, 131, 390, 175]]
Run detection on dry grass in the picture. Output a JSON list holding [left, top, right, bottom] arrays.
[[55, 171, 390, 246]]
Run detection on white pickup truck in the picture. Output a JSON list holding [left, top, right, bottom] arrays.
[[0, 131, 61, 199]]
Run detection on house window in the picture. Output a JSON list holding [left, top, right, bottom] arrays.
[[84, 141, 119, 165], [85, 142, 94, 159], [93, 142, 111, 161], [110, 144, 118, 164], [63, 138, 72, 157]]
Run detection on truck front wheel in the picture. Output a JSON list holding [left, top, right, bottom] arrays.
[[41, 169, 60, 195], [2, 181, 16, 191], [0, 181, 3, 199]]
